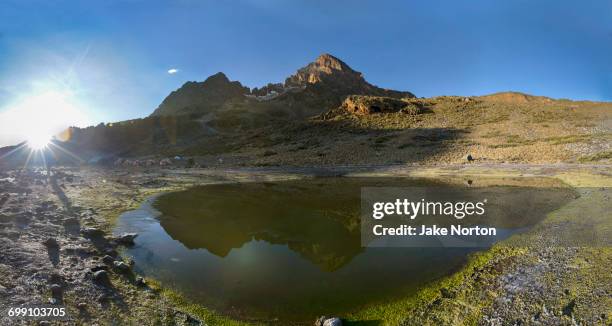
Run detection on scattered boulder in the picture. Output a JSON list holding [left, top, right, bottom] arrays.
[[342, 95, 409, 115], [135, 276, 146, 287], [464, 154, 474, 162], [114, 233, 138, 246], [92, 270, 110, 286], [315, 316, 342, 326], [113, 261, 131, 274], [49, 284, 62, 301], [102, 255, 115, 265]]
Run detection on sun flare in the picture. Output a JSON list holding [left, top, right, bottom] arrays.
[[26, 133, 52, 150], [0, 90, 92, 148]]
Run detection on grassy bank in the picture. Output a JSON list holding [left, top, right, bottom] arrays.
[[76, 165, 609, 326]]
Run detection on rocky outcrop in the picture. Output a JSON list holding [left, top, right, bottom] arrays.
[[285, 54, 414, 99], [341, 95, 423, 115], [285, 53, 363, 87], [151, 54, 415, 118], [250, 83, 285, 97]]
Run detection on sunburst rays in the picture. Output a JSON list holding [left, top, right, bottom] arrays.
[[0, 139, 83, 173]]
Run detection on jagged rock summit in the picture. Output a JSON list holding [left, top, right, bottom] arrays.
[[151, 53, 415, 117], [285, 53, 363, 86]]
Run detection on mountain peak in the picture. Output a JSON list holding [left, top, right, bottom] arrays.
[[314, 53, 353, 72], [285, 53, 362, 87]]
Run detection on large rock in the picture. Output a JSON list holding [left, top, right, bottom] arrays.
[[315, 316, 342, 326], [342, 95, 418, 115], [92, 270, 110, 286], [113, 261, 131, 274], [114, 233, 138, 246]]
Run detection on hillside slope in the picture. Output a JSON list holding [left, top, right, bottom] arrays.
[[3, 55, 610, 167]]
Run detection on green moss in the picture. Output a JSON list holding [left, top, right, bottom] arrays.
[[147, 278, 260, 326], [578, 150, 612, 162], [344, 246, 525, 325]]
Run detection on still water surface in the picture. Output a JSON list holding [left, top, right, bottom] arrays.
[[114, 177, 573, 323]]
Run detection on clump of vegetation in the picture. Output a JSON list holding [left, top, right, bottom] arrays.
[[578, 150, 612, 162]]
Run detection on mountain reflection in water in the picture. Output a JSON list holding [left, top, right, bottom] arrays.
[[115, 177, 574, 322]]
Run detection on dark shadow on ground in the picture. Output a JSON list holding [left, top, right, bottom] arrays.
[[49, 174, 72, 212], [46, 246, 60, 267]]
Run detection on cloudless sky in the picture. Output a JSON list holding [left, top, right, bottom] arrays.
[[0, 0, 611, 144]]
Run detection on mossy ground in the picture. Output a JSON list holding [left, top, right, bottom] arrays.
[[70, 165, 609, 325]]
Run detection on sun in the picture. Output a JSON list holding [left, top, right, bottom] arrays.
[[0, 90, 92, 149], [26, 133, 52, 150]]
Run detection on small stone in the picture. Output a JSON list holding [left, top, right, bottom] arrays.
[[315, 316, 342, 326], [113, 261, 130, 273], [135, 276, 146, 287], [49, 284, 62, 299], [102, 255, 115, 265], [324, 318, 342, 326], [77, 302, 87, 310], [39, 321, 51, 326], [464, 154, 474, 162], [93, 270, 110, 286], [115, 233, 138, 245]]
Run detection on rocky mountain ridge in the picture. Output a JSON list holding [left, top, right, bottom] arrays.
[[151, 53, 415, 117]]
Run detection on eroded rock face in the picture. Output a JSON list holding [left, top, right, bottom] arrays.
[[286, 54, 363, 87], [285, 54, 415, 99], [341, 95, 422, 115]]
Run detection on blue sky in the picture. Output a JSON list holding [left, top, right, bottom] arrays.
[[0, 0, 611, 136]]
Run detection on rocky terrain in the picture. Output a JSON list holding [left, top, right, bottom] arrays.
[[0, 168, 201, 325], [1, 54, 611, 169], [0, 165, 609, 325]]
